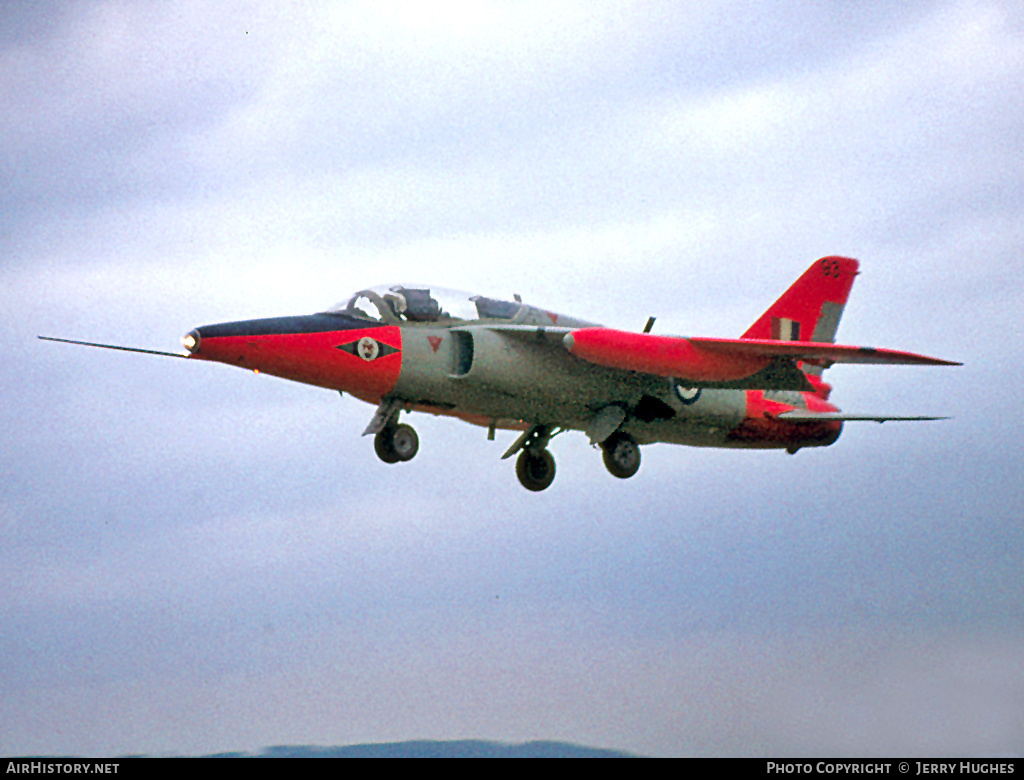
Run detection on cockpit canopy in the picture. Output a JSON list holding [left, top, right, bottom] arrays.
[[328, 285, 523, 325]]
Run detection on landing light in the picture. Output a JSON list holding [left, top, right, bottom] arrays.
[[181, 331, 199, 354]]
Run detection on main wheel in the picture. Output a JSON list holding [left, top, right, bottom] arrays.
[[602, 432, 640, 479], [516, 448, 556, 492]]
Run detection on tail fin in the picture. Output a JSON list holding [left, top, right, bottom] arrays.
[[741, 256, 859, 344]]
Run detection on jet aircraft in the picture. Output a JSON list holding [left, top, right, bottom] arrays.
[[41, 257, 958, 491]]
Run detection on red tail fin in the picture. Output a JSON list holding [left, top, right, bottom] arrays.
[[741, 257, 859, 343]]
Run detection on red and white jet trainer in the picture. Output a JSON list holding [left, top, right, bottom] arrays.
[[41, 257, 959, 491]]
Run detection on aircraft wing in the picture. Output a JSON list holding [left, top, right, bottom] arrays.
[[687, 337, 961, 367], [462, 325, 958, 392], [561, 328, 959, 386], [773, 410, 950, 424]]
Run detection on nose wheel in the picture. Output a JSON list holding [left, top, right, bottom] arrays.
[[374, 423, 419, 463], [516, 447, 556, 492]]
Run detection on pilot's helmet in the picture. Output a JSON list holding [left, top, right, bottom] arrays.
[[383, 291, 408, 316], [394, 287, 441, 322]]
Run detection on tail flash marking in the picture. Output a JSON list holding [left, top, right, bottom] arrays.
[[771, 317, 801, 341]]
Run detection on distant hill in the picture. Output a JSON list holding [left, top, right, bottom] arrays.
[[202, 740, 637, 758]]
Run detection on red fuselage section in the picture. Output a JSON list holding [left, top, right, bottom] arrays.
[[186, 314, 402, 404]]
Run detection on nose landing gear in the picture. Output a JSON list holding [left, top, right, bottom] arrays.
[[365, 398, 419, 464], [374, 422, 419, 464]]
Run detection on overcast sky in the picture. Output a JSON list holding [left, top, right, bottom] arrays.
[[2, 0, 1023, 757]]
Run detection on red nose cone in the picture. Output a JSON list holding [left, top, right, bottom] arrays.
[[190, 316, 402, 401]]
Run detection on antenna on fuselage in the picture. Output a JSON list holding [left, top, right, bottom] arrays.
[[643, 317, 656, 333]]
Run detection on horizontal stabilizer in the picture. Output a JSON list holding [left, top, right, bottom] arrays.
[[774, 410, 950, 424]]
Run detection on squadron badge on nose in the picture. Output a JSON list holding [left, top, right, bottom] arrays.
[[336, 337, 399, 361], [358, 336, 380, 361]]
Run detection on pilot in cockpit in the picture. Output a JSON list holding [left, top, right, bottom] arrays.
[[386, 287, 442, 322]]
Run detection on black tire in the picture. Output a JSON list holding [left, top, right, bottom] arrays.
[[374, 427, 401, 463], [516, 448, 556, 492], [390, 423, 419, 462], [602, 433, 640, 479]]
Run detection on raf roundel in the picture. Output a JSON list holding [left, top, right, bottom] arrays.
[[357, 336, 380, 361], [673, 381, 702, 405]]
